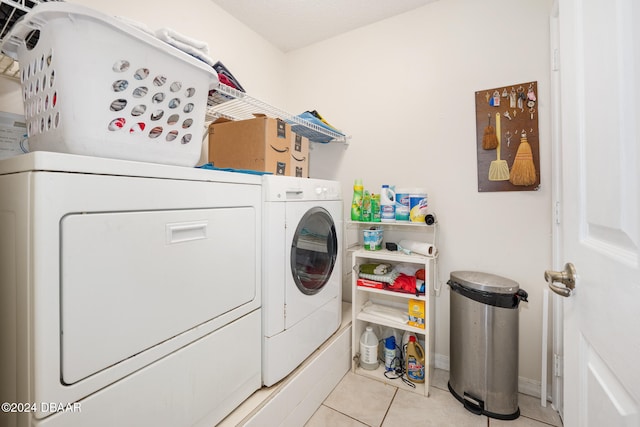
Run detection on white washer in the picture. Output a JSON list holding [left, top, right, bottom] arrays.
[[262, 175, 343, 386]]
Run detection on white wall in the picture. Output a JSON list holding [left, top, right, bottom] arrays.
[[285, 0, 553, 390], [0, 0, 553, 393]]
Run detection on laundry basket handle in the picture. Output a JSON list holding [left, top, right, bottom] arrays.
[[1, 13, 47, 59]]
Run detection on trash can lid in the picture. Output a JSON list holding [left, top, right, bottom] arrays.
[[449, 271, 519, 294]]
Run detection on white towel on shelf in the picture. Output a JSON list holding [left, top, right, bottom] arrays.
[[155, 28, 215, 67], [361, 301, 408, 325]]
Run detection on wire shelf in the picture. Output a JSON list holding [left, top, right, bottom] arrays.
[[206, 83, 348, 144]]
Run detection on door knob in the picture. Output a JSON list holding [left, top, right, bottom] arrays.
[[544, 262, 577, 297]]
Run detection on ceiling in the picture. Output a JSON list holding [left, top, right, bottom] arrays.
[[210, 0, 436, 52]]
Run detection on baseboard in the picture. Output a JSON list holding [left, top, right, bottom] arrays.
[[435, 353, 450, 371], [434, 353, 543, 399], [518, 376, 542, 399]]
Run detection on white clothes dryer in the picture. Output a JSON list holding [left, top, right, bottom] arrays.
[[0, 152, 263, 427], [262, 175, 343, 386]]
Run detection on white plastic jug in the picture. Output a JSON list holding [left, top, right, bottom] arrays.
[[359, 326, 379, 370]]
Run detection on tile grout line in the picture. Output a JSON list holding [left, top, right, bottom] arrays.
[[434, 372, 562, 427], [379, 387, 399, 427], [318, 403, 376, 427], [316, 370, 562, 427]]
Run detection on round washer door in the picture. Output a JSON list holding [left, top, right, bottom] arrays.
[[290, 207, 338, 295]]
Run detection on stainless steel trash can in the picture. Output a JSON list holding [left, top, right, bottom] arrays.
[[447, 271, 528, 420]]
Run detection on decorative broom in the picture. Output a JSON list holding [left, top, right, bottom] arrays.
[[509, 132, 537, 186], [482, 113, 498, 150], [488, 112, 510, 181]]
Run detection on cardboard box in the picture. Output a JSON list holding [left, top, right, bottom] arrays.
[[289, 132, 309, 177], [408, 299, 425, 329], [208, 115, 290, 175]]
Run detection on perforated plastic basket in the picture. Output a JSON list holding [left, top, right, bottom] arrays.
[[1, 3, 219, 166]]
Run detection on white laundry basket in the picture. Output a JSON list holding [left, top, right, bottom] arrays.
[[1, 2, 219, 166]]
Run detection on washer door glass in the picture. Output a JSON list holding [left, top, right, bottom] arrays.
[[291, 207, 338, 295]]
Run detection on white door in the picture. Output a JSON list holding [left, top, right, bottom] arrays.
[[554, 0, 640, 425]]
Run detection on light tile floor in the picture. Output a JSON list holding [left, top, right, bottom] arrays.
[[305, 369, 563, 427]]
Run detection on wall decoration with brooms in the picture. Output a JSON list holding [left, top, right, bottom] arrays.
[[475, 81, 540, 192]]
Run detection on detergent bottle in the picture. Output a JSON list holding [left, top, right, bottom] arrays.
[[371, 193, 381, 222], [406, 335, 425, 383], [401, 331, 416, 360], [351, 179, 364, 221], [361, 190, 372, 221]]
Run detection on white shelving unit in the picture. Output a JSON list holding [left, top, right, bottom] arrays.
[[349, 221, 438, 396], [347, 220, 438, 248]]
